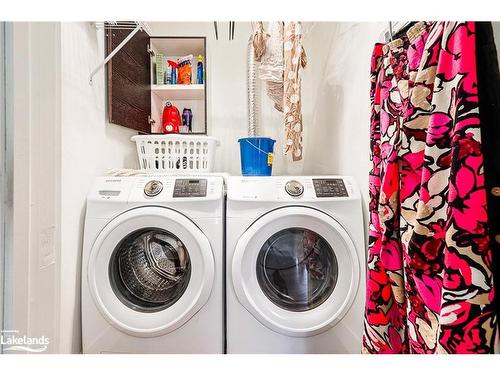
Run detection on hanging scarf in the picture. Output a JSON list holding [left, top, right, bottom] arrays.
[[363, 21, 499, 354], [256, 22, 286, 112], [252, 21, 269, 62], [283, 21, 307, 161], [252, 21, 307, 161]]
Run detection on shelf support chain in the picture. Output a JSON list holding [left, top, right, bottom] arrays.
[[89, 23, 143, 85]]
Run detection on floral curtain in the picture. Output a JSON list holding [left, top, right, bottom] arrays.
[[363, 22, 499, 354]]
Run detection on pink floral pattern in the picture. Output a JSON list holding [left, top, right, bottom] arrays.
[[363, 22, 498, 354]]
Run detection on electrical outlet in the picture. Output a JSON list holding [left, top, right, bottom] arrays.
[[39, 226, 55, 269]]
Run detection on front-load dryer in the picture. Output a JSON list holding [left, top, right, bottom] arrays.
[[82, 176, 224, 353], [226, 176, 366, 353]]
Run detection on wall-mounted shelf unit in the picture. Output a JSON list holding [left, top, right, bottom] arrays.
[[106, 31, 207, 135], [149, 37, 206, 134], [151, 84, 205, 100]]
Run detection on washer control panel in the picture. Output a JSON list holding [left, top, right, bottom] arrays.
[[98, 190, 121, 197], [285, 180, 304, 197], [144, 180, 163, 197], [173, 179, 208, 198], [313, 178, 348, 197], [89, 176, 223, 203]]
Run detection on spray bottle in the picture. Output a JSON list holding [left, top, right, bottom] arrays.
[[167, 60, 178, 85]]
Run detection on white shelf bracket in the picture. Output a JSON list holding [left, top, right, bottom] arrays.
[[89, 23, 144, 85]]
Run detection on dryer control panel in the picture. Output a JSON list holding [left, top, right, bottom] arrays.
[[227, 176, 358, 202], [313, 178, 348, 197]]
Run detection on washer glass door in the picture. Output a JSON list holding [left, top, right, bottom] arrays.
[[88, 206, 214, 337], [232, 206, 359, 337], [109, 228, 191, 313]]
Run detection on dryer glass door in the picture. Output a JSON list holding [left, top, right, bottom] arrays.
[[232, 206, 360, 337], [256, 228, 338, 312]]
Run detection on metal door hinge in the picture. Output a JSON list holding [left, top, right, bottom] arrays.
[[148, 116, 155, 125], [147, 45, 155, 57]]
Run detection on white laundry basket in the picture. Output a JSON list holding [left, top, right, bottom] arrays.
[[132, 134, 219, 173]]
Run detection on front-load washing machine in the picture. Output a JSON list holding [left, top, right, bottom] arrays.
[[82, 175, 224, 353], [226, 176, 366, 353]]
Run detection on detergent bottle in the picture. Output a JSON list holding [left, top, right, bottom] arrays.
[[197, 55, 204, 84], [162, 102, 181, 133]]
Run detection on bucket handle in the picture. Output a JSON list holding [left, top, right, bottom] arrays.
[[244, 139, 273, 155]]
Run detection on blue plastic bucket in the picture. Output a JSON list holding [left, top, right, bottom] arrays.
[[238, 137, 276, 176]]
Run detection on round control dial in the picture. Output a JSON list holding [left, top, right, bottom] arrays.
[[144, 180, 163, 197], [285, 180, 304, 197]]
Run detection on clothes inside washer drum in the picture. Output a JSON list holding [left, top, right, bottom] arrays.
[[116, 229, 191, 305]]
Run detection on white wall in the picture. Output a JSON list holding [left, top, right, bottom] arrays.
[[302, 22, 385, 233], [59, 22, 139, 353], [494, 22, 500, 62]]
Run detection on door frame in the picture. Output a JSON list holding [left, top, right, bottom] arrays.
[[0, 21, 14, 354], [1, 22, 62, 354], [0, 21, 5, 353]]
